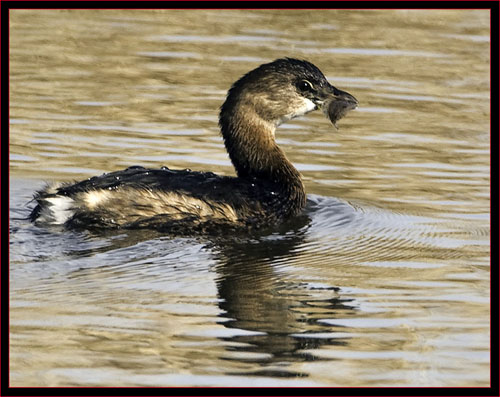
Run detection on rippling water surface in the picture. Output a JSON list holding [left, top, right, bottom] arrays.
[[9, 9, 490, 387]]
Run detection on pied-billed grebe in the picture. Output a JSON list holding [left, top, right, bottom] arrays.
[[29, 58, 358, 232]]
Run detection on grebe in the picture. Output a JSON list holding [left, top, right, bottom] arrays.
[[29, 58, 358, 232]]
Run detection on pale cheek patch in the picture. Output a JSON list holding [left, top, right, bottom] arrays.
[[298, 97, 317, 114], [278, 97, 316, 125]]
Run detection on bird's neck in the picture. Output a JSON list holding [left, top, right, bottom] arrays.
[[220, 102, 306, 215]]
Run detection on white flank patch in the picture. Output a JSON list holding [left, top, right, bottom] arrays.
[[151, 190, 239, 222], [84, 190, 111, 209], [45, 196, 75, 224]]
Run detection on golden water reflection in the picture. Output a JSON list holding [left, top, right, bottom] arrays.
[[9, 9, 490, 387]]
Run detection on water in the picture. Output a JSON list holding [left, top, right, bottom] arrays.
[[9, 9, 490, 387]]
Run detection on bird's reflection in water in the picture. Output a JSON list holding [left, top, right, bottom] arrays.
[[211, 214, 357, 378], [56, 211, 358, 379]]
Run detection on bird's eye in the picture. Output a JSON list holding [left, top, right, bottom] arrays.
[[298, 80, 314, 92]]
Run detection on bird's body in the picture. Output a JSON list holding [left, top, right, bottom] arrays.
[[31, 166, 292, 232], [29, 58, 358, 232]]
